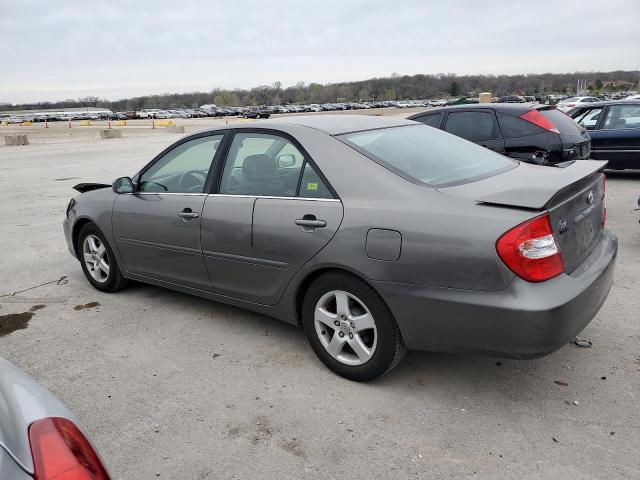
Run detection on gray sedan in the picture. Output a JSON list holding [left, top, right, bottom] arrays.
[[63, 115, 617, 381], [0, 357, 110, 479]]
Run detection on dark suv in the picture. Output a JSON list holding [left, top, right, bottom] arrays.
[[409, 104, 591, 165]]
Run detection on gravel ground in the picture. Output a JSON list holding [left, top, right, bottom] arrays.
[[0, 123, 639, 479]]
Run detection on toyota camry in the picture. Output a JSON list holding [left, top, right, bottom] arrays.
[[63, 115, 617, 381]]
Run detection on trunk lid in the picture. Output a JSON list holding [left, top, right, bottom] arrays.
[[439, 160, 607, 273]]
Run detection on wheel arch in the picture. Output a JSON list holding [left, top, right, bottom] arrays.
[[293, 266, 390, 327], [71, 217, 96, 257]]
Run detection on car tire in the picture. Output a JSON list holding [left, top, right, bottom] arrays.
[[302, 272, 407, 381], [77, 223, 129, 293]]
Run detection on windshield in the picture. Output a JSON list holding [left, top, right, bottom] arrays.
[[338, 125, 516, 187]]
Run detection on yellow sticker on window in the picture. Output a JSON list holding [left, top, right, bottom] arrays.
[[307, 182, 318, 190]]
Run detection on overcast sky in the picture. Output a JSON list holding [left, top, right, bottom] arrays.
[[1, 0, 638, 104]]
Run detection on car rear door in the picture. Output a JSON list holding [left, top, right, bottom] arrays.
[[589, 104, 640, 169], [442, 109, 505, 153], [112, 133, 225, 290], [201, 130, 343, 305]]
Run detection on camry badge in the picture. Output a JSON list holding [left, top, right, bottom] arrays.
[[586, 191, 594, 206]]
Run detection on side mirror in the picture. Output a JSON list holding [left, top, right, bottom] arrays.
[[112, 176, 134, 194], [277, 154, 297, 168]]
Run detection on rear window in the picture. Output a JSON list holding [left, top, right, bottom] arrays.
[[338, 125, 516, 188], [540, 109, 584, 134]]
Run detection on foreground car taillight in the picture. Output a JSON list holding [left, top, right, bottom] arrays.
[[602, 175, 606, 227], [520, 110, 560, 133], [496, 213, 564, 283], [29, 417, 110, 479]]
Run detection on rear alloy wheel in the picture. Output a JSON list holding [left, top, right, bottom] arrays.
[[314, 290, 377, 366], [77, 223, 128, 293], [303, 272, 406, 381]]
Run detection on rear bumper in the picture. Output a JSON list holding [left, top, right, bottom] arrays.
[[374, 229, 617, 358]]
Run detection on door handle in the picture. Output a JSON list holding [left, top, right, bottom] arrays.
[[177, 209, 199, 219], [295, 215, 326, 229]]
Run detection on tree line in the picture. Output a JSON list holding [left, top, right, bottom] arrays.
[[3, 70, 638, 112]]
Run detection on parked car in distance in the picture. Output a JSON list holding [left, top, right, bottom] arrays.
[[556, 96, 601, 112], [500, 95, 525, 103], [136, 108, 162, 119], [242, 107, 271, 119], [567, 100, 640, 170], [0, 357, 111, 479], [64, 115, 616, 381], [408, 104, 591, 165]]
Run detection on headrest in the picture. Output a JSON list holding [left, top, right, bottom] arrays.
[[242, 154, 277, 182]]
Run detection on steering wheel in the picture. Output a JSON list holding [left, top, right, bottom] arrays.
[[179, 170, 207, 193]]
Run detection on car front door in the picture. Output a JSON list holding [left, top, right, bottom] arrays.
[[589, 104, 640, 169], [112, 133, 225, 290], [201, 130, 343, 305], [443, 110, 505, 153]]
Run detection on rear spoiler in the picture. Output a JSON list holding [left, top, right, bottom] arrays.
[[73, 183, 111, 193], [476, 160, 607, 210]]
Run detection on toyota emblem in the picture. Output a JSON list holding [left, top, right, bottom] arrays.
[[586, 191, 594, 206]]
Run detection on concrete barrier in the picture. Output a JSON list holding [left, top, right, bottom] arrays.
[[100, 130, 122, 139], [166, 125, 185, 133], [79, 120, 92, 127], [5, 134, 29, 146], [154, 120, 173, 127]]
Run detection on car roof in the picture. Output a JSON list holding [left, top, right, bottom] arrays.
[[567, 99, 640, 108], [407, 103, 547, 118], [236, 114, 416, 135]]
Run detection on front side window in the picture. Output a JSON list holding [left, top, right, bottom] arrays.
[[339, 124, 515, 188], [444, 111, 500, 142], [602, 105, 640, 130], [414, 113, 442, 128], [219, 132, 305, 196], [139, 135, 223, 193]]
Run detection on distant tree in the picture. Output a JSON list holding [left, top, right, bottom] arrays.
[[383, 88, 397, 100], [448, 80, 460, 97], [595, 79, 603, 90]]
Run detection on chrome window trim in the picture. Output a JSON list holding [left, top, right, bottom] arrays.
[[129, 192, 208, 196], [207, 193, 340, 202]]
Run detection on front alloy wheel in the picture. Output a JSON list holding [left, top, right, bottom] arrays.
[[77, 223, 128, 292], [82, 234, 110, 283]]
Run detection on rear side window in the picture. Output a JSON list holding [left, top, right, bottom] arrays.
[[414, 113, 442, 128], [602, 105, 640, 129], [497, 113, 543, 137], [339, 124, 515, 188], [299, 163, 333, 199], [444, 111, 500, 141], [572, 108, 603, 130]]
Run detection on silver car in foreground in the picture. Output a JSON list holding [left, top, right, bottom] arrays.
[[0, 357, 110, 479], [63, 115, 617, 381]]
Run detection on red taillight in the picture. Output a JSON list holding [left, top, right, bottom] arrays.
[[496, 213, 564, 283], [28, 417, 110, 480], [602, 175, 606, 226], [520, 110, 560, 133]]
